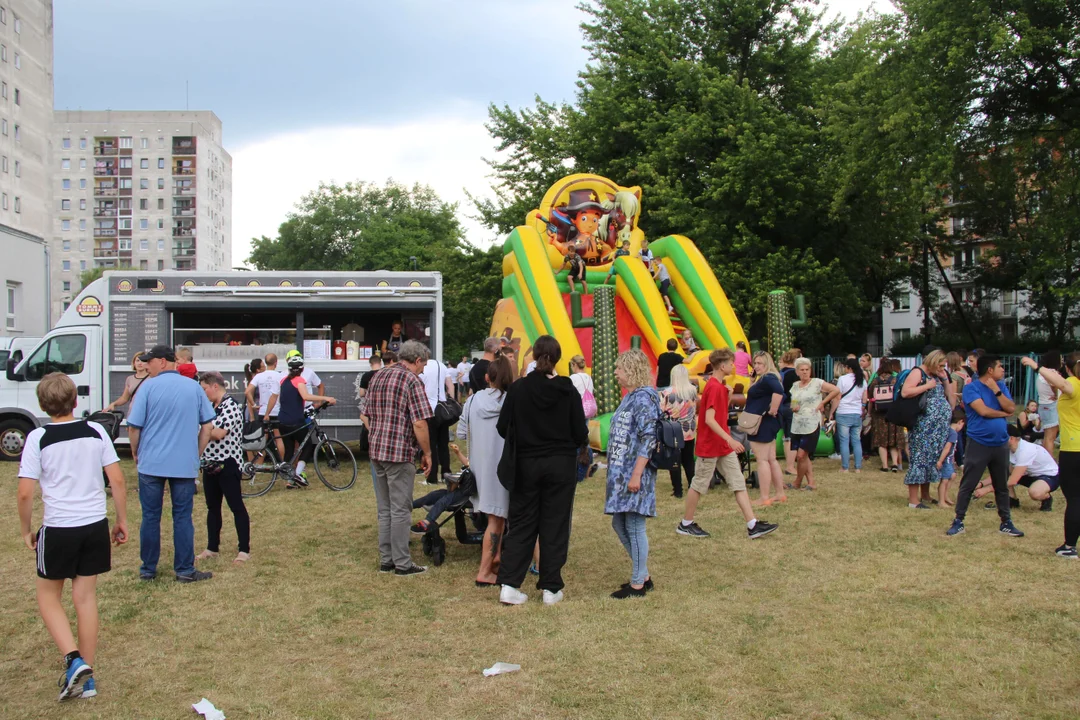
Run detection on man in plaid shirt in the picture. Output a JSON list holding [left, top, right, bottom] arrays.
[[366, 340, 433, 576]]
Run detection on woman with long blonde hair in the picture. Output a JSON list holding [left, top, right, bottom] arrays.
[[661, 364, 698, 498], [745, 351, 786, 506]]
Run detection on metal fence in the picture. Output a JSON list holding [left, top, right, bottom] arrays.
[[807, 354, 1039, 404]]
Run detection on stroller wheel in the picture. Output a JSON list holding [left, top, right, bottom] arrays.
[[432, 538, 446, 567], [749, 470, 759, 489], [422, 533, 433, 557]]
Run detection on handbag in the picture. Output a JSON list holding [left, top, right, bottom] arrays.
[[736, 411, 763, 435], [886, 368, 929, 430], [497, 415, 516, 492], [435, 397, 462, 425]]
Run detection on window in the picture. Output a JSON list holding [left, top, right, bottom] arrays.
[[139, 178, 149, 190], [157, 198, 164, 210], [79, 260, 86, 271], [118, 137, 132, 149], [13, 124, 19, 141], [157, 238, 165, 250], [62, 260, 70, 271], [79, 179, 86, 190], [79, 159, 86, 170], [79, 137, 87, 150], [78, 239, 85, 251], [62, 239, 70, 251], [119, 157, 132, 169], [119, 238, 131, 250], [157, 137, 165, 148], [1, 81, 6, 98], [158, 158, 165, 169], [119, 178, 132, 189], [157, 219, 164, 229], [62, 281, 70, 292], [62, 301, 70, 312], [1, 156, 6, 172], [6, 282, 18, 330], [60, 178, 69, 191], [13, 53, 19, 69], [891, 329, 911, 345], [61, 158, 70, 170], [13, 196, 19, 213], [79, 219, 86, 230], [118, 218, 131, 230], [140, 158, 149, 169], [157, 259, 164, 270], [139, 219, 148, 230], [0, 8, 4, 24], [79, 199, 85, 210], [62, 137, 71, 149], [157, 178, 164, 190], [14, 17, 19, 34], [140, 239, 148, 250], [140, 259, 148, 270], [954, 247, 979, 268], [61, 219, 70, 231], [24, 335, 87, 381], [61, 199, 70, 210], [1, 193, 6, 209], [140, 138, 149, 149], [13, 88, 18, 105], [13, 160, 17, 176], [139, 198, 148, 210], [0, 45, 5, 61]]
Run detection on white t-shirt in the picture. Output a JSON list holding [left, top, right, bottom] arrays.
[[835, 374, 866, 415], [269, 367, 323, 409], [457, 362, 472, 382], [421, 360, 448, 411], [1036, 374, 1058, 405], [253, 369, 285, 416], [1010, 438, 1058, 477], [570, 372, 594, 398], [19, 420, 119, 527]]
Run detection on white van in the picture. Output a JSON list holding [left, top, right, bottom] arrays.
[[0, 270, 443, 460], [0, 336, 42, 371]]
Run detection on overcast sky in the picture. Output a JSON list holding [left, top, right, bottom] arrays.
[[55, 0, 890, 264]]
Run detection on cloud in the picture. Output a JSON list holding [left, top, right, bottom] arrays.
[[231, 106, 505, 267]]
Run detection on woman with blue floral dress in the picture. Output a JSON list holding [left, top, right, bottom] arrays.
[[605, 349, 660, 599], [902, 350, 957, 509]]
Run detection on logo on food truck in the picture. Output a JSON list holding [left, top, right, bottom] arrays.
[[344, 280, 357, 287], [76, 295, 104, 318], [312, 280, 325, 287], [247, 280, 261, 287], [151, 280, 165, 293], [215, 280, 229, 287], [183, 280, 197, 288], [117, 280, 133, 293], [279, 280, 293, 287]]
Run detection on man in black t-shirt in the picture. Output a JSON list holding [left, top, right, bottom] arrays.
[[655, 338, 684, 388], [469, 337, 500, 391]]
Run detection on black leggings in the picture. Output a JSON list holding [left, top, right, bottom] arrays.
[[280, 423, 313, 464], [203, 458, 250, 553], [668, 439, 696, 494], [1060, 452, 1080, 547]]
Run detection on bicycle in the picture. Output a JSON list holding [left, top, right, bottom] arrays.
[[240, 403, 357, 497]]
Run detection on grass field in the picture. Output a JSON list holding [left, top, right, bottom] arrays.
[[1, 452, 1078, 720]]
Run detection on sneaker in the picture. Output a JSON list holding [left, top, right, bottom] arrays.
[[748, 520, 778, 539], [1054, 544, 1078, 559], [891, 465, 900, 473], [528, 563, 540, 575], [1041, 497, 1053, 512], [175, 570, 213, 583], [79, 677, 97, 699], [1009, 497, 1020, 509], [984, 502, 996, 510], [138, 572, 156, 581], [676, 521, 710, 538], [293, 472, 309, 487], [542, 589, 564, 605], [410, 520, 431, 535], [58, 658, 92, 702], [946, 518, 966, 536], [908, 503, 931, 510], [500, 585, 528, 605], [999, 521, 1025, 538], [610, 585, 647, 599], [394, 563, 427, 576], [378, 562, 394, 573]]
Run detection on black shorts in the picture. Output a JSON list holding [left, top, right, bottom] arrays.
[[789, 429, 820, 455], [1018, 474, 1060, 492], [659, 278, 671, 295], [36, 518, 111, 580]]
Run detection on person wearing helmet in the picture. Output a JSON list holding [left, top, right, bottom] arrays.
[[284, 349, 324, 405], [264, 354, 336, 487]]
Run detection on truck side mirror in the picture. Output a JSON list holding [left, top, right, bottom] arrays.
[[6, 358, 24, 382]]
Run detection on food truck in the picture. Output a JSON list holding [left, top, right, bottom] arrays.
[[0, 271, 443, 459]]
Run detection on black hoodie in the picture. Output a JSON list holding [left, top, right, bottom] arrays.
[[497, 371, 589, 458]]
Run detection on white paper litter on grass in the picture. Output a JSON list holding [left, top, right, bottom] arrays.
[[483, 662, 521, 677], [192, 698, 226, 720]]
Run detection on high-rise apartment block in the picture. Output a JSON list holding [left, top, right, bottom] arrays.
[[50, 110, 232, 320]]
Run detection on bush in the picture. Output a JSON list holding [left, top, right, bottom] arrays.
[[886, 332, 1059, 357]]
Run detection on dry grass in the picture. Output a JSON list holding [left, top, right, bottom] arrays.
[[1, 453, 1079, 719]]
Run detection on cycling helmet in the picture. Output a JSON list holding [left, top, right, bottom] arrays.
[[287, 354, 305, 370]]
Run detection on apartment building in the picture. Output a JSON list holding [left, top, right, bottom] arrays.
[[50, 110, 232, 321]]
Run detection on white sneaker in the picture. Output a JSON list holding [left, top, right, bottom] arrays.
[[499, 585, 528, 605], [542, 589, 563, 605]]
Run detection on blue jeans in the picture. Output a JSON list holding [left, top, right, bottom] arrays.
[[139, 473, 197, 577], [836, 413, 863, 470], [611, 511, 649, 586]]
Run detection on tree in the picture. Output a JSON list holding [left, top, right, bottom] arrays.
[[248, 180, 501, 359], [80, 264, 133, 291]]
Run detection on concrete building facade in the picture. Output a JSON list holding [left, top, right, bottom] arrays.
[[0, 223, 47, 334], [50, 110, 232, 321]]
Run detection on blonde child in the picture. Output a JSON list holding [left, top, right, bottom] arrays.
[[936, 409, 965, 507]]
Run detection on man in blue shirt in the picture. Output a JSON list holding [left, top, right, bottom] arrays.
[[127, 345, 216, 582], [947, 354, 1024, 538]]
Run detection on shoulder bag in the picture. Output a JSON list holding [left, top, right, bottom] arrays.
[[886, 368, 929, 430], [433, 362, 462, 425]]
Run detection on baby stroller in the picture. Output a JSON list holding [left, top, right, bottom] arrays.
[[86, 410, 124, 488], [711, 410, 758, 489], [418, 468, 487, 567]]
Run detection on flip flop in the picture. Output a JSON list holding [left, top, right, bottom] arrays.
[[234, 552, 250, 564], [475, 580, 497, 587], [195, 550, 218, 561]]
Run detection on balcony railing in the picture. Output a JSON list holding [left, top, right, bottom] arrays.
[[94, 187, 119, 197], [172, 141, 196, 155], [93, 147, 118, 156], [173, 228, 196, 238], [172, 247, 196, 257], [119, 188, 132, 197], [93, 208, 117, 217], [93, 229, 117, 238], [93, 168, 117, 177], [173, 168, 196, 176], [93, 248, 118, 258], [173, 186, 196, 196], [172, 208, 196, 216]]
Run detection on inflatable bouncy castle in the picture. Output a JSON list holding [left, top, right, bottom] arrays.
[[489, 174, 760, 449]]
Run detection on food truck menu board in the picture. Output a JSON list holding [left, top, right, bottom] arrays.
[[110, 302, 169, 365]]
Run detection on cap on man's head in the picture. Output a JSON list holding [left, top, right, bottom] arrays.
[[139, 345, 176, 363], [285, 349, 302, 359]]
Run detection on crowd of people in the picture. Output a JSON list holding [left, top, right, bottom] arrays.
[[15, 327, 1080, 701]]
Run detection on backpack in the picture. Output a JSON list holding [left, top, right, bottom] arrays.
[[885, 368, 928, 429], [646, 392, 684, 470], [241, 418, 267, 451], [872, 376, 895, 410]]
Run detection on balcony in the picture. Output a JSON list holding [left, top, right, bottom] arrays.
[[93, 167, 118, 177], [172, 138, 197, 155], [172, 207, 196, 217], [173, 228, 196, 238], [93, 208, 118, 217], [173, 246, 196, 257], [173, 185, 196, 196], [93, 229, 118, 238], [93, 248, 118, 258], [173, 167, 196, 176], [93, 147, 118, 156], [94, 187, 118, 197]]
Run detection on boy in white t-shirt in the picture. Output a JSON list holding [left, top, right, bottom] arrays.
[[975, 424, 1059, 511], [16, 373, 129, 702]]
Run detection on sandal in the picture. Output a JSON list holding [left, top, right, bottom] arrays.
[[195, 550, 219, 561], [234, 552, 250, 564], [751, 498, 774, 508]]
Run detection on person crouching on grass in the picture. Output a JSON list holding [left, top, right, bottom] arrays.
[[17, 373, 129, 702], [605, 349, 661, 598], [973, 424, 1059, 511]]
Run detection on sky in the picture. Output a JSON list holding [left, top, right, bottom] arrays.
[[54, 0, 890, 265]]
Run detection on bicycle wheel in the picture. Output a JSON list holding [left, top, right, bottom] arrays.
[[240, 447, 280, 497], [314, 438, 357, 491]]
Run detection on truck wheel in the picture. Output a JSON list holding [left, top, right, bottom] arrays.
[[0, 419, 32, 461]]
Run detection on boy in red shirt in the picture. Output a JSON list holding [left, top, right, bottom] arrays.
[[176, 347, 198, 379], [677, 347, 778, 539]]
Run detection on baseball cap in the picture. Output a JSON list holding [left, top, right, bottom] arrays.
[[285, 349, 302, 359], [139, 345, 176, 363]]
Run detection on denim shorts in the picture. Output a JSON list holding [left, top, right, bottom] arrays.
[[1039, 403, 1059, 429], [939, 460, 955, 480]]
